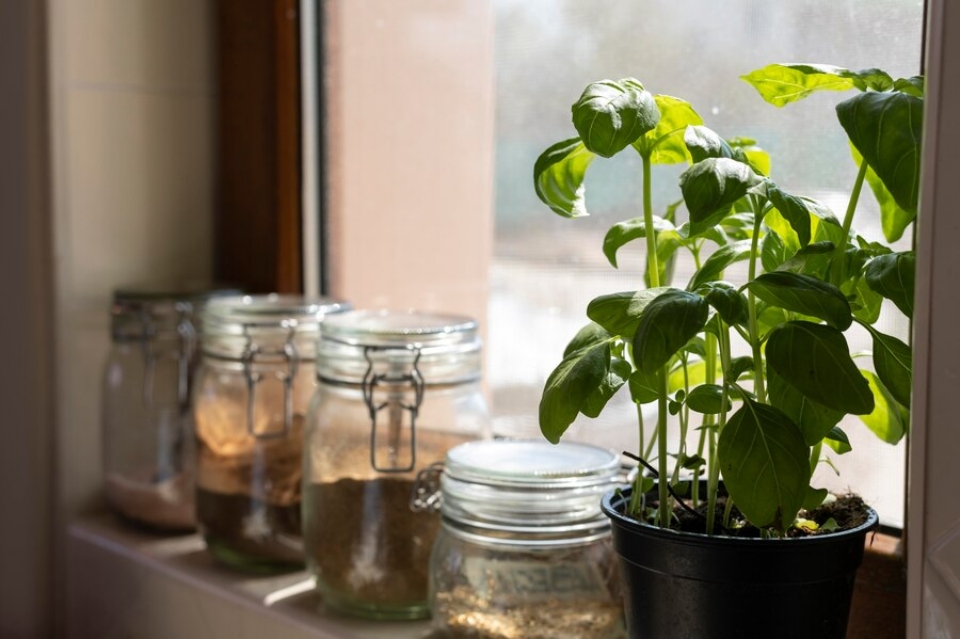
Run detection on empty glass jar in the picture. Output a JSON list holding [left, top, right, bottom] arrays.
[[303, 310, 490, 619], [102, 285, 234, 532], [428, 440, 627, 639], [193, 294, 347, 572]]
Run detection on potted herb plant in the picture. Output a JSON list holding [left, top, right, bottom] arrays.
[[534, 64, 921, 639]]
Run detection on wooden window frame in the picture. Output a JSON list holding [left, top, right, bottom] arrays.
[[215, 0, 303, 294]]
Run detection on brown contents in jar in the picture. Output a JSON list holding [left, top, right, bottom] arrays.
[[195, 411, 306, 564], [303, 477, 438, 607], [432, 586, 625, 639], [196, 487, 303, 565], [195, 410, 305, 505]]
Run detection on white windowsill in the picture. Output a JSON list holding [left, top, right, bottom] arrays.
[[65, 516, 432, 639]]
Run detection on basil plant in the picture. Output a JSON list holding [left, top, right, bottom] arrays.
[[535, 64, 921, 535]]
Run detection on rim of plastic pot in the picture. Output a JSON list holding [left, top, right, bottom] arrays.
[[601, 487, 880, 585]]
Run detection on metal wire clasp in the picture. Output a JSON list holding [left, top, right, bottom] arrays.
[[241, 321, 300, 440], [140, 303, 196, 412], [410, 461, 445, 512], [362, 344, 425, 473]]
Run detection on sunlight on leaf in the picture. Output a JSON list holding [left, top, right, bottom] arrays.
[[634, 95, 703, 164], [742, 63, 858, 107], [533, 137, 596, 218], [857, 370, 908, 445]]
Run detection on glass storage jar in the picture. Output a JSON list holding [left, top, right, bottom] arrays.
[[102, 285, 235, 532], [428, 440, 626, 639], [303, 310, 490, 620], [193, 294, 347, 572]]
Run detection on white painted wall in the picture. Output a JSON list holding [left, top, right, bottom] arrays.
[[48, 0, 216, 521], [46, 0, 216, 634]]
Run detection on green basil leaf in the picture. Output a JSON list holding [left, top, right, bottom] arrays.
[[684, 125, 736, 163], [763, 208, 801, 257], [777, 241, 836, 278], [767, 367, 844, 446], [863, 325, 912, 408], [825, 427, 853, 455], [850, 277, 883, 325], [756, 303, 791, 337], [741, 63, 858, 107], [572, 79, 660, 158], [685, 384, 730, 414], [681, 454, 707, 471], [765, 184, 812, 247], [850, 144, 914, 243], [680, 158, 762, 237], [856, 236, 895, 257], [687, 239, 754, 291], [739, 146, 772, 177], [718, 399, 810, 531], [858, 370, 908, 444], [746, 272, 852, 330], [669, 358, 721, 393], [633, 289, 709, 375], [629, 369, 659, 404], [581, 357, 632, 418], [540, 340, 611, 443], [563, 322, 613, 358], [681, 337, 707, 359], [729, 137, 772, 176], [864, 252, 915, 319], [602, 216, 678, 269], [727, 356, 754, 384], [634, 95, 703, 164], [720, 212, 756, 241], [676, 219, 727, 243], [765, 321, 874, 414], [852, 68, 894, 92], [533, 137, 596, 218], [761, 230, 791, 273], [696, 281, 749, 326], [586, 288, 669, 338], [836, 91, 923, 216], [803, 487, 831, 511], [812, 209, 844, 244], [894, 76, 924, 97], [648, 228, 682, 288]]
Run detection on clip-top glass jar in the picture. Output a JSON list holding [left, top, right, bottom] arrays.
[[193, 294, 348, 572], [303, 310, 490, 619], [102, 285, 235, 532], [428, 440, 626, 639]]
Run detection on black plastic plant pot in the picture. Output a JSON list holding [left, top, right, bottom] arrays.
[[601, 489, 879, 639]]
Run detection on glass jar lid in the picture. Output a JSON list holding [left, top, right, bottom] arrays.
[[317, 309, 481, 385], [201, 294, 349, 361], [438, 440, 621, 541], [111, 282, 241, 340]]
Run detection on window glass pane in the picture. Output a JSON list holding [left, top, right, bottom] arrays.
[[489, 0, 923, 527]]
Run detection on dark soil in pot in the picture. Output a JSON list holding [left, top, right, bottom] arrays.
[[602, 488, 879, 639], [671, 490, 872, 538]]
